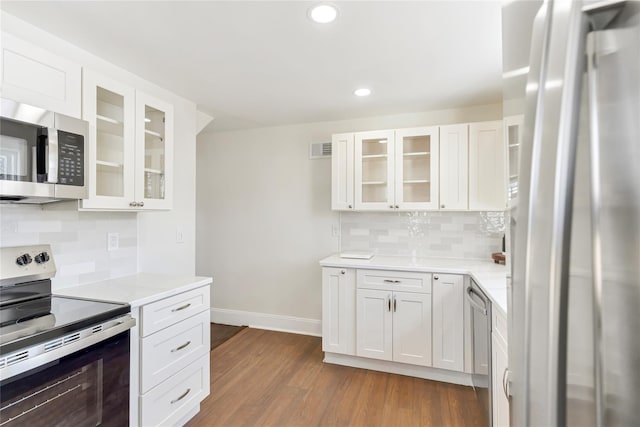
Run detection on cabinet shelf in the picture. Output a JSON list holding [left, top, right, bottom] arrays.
[[145, 129, 163, 139], [403, 151, 430, 157], [362, 154, 387, 159], [362, 181, 387, 185], [96, 114, 121, 125], [509, 143, 519, 148], [96, 160, 123, 169], [144, 168, 163, 175], [403, 179, 430, 184]]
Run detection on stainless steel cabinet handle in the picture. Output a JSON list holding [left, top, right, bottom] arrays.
[[441, 204, 445, 209], [139, 201, 144, 207], [170, 388, 191, 404], [393, 297, 397, 312], [383, 279, 401, 284], [171, 341, 191, 353], [348, 204, 352, 209], [340, 270, 345, 275], [387, 296, 391, 312], [395, 205, 399, 209], [389, 205, 394, 209], [171, 303, 191, 312], [129, 201, 137, 207], [434, 275, 439, 280]]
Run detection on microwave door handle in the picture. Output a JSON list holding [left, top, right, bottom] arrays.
[[47, 128, 58, 183]]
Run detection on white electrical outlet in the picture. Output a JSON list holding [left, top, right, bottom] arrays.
[[332, 224, 340, 237], [176, 227, 184, 244], [107, 233, 119, 251]]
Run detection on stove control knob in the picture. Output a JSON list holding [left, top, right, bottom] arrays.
[[35, 252, 50, 264], [16, 253, 33, 266]]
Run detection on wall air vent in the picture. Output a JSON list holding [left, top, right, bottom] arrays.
[[309, 142, 332, 159]]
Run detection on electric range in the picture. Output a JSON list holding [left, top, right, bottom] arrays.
[[0, 244, 135, 426]]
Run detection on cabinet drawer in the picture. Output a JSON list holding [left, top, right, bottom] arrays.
[[140, 310, 210, 393], [493, 308, 508, 347], [140, 353, 210, 427], [357, 269, 432, 293], [141, 285, 210, 337]]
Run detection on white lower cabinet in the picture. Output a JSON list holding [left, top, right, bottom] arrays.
[[140, 354, 210, 427], [135, 285, 211, 426], [321, 267, 356, 355], [356, 273, 432, 367], [432, 274, 464, 372], [492, 309, 510, 427]]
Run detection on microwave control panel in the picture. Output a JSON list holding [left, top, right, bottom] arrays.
[[57, 131, 84, 186]]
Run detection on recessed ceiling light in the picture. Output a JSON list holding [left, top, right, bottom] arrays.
[[354, 88, 371, 97], [309, 3, 338, 24]]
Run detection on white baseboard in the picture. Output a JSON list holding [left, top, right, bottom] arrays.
[[324, 352, 473, 386], [210, 307, 321, 337]]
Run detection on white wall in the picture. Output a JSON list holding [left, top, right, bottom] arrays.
[[197, 103, 502, 326], [0, 12, 198, 281]]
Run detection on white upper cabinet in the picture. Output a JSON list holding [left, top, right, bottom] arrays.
[[504, 115, 524, 208], [80, 70, 136, 210], [439, 124, 469, 210], [135, 91, 173, 210], [332, 120, 507, 212], [0, 32, 81, 118], [81, 69, 173, 210], [354, 130, 395, 210], [394, 127, 439, 210], [468, 121, 506, 210], [331, 133, 354, 210]]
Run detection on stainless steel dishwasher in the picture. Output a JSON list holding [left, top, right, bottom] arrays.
[[467, 279, 492, 427]]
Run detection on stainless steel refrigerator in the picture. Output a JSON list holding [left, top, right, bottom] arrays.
[[510, 0, 640, 426]]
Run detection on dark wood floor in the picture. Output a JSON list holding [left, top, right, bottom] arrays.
[[211, 323, 246, 350], [187, 328, 483, 427]]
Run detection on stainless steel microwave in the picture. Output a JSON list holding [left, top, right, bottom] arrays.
[[0, 98, 89, 203]]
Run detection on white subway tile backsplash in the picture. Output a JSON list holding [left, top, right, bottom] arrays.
[[341, 211, 505, 260], [0, 202, 137, 289]]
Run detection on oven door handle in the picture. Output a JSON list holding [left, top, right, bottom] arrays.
[[0, 315, 136, 382], [466, 286, 488, 315]]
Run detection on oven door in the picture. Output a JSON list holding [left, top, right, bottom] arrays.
[[0, 330, 130, 427]]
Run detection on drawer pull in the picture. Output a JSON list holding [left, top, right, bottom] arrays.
[[170, 388, 191, 404], [383, 279, 401, 284], [171, 341, 191, 353], [171, 303, 191, 312]]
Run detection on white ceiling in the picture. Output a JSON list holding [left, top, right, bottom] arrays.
[[0, 1, 503, 132]]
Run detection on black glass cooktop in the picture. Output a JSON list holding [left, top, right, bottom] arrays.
[[0, 295, 130, 356]]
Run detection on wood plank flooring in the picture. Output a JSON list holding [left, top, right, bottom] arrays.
[[187, 328, 483, 427], [211, 323, 246, 350]]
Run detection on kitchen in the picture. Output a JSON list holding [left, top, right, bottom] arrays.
[[1, 1, 638, 427]]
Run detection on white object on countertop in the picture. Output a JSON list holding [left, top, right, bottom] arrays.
[[340, 251, 374, 260]]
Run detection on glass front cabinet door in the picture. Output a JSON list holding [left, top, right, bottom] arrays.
[[394, 127, 439, 210], [80, 70, 136, 210], [135, 92, 173, 210], [504, 115, 523, 208], [354, 130, 395, 210]]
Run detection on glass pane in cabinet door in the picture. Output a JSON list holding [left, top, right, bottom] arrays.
[[95, 87, 125, 197], [361, 137, 388, 203], [143, 105, 166, 200], [401, 135, 431, 203], [507, 124, 520, 202]]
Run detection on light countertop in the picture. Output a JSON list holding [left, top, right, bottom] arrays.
[[319, 254, 508, 316], [54, 273, 213, 308]]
